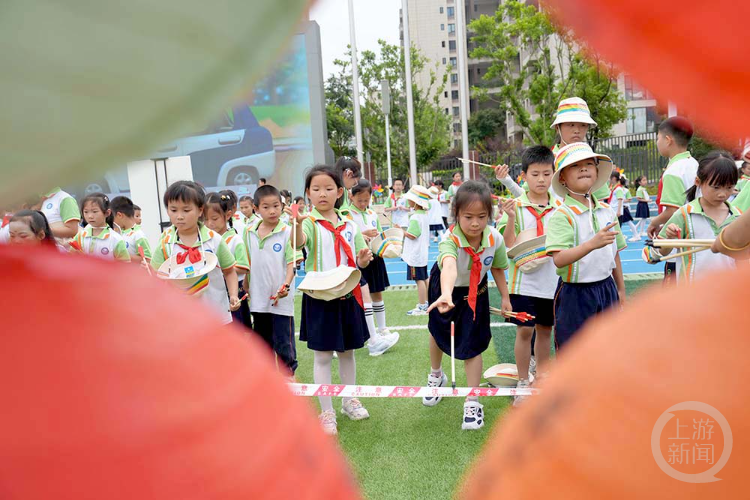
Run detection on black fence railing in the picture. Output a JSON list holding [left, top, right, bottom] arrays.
[[597, 132, 666, 186]]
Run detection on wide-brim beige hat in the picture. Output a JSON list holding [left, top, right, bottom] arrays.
[[157, 252, 218, 296], [507, 228, 550, 274], [483, 363, 534, 387], [551, 142, 613, 198], [550, 97, 598, 128], [369, 227, 404, 259], [404, 185, 433, 209], [298, 265, 361, 301]]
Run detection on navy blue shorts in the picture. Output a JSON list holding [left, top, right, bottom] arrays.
[[252, 312, 297, 373], [553, 277, 619, 350], [508, 294, 554, 327], [406, 265, 428, 281]]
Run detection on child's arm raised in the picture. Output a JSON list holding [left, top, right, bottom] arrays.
[[500, 198, 518, 248], [551, 221, 618, 269], [427, 256, 457, 314]]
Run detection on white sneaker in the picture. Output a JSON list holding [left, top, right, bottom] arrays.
[[432, 236, 438, 243], [529, 355, 537, 376], [628, 235, 641, 242], [422, 371, 447, 406], [341, 398, 370, 420], [406, 303, 428, 316], [319, 409, 338, 435], [462, 401, 485, 430], [513, 379, 530, 407], [368, 332, 400, 356]]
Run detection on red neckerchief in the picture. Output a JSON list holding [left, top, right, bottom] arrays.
[[526, 206, 554, 236], [452, 181, 462, 187], [1, 215, 10, 228], [315, 218, 364, 309], [656, 177, 664, 214], [175, 243, 202, 264], [462, 245, 482, 320]]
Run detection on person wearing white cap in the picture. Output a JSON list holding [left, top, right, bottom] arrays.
[[550, 97, 610, 202], [545, 142, 627, 350], [403, 185, 433, 315]]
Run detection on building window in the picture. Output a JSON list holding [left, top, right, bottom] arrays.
[[451, 73, 458, 84], [447, 6, 455, 17], [449, 40, 456, 51], [442, 41, 445, 48], [444, 91, 448, 98], [474, 4, 478, 11], [441, 24, 445, 31], [452, 90, 459, 100], [440, 6, 444, 13], [476, 67, 481, 75], [445, 108, 449, 115], [448, 23, 456, 33], [453, 106, 460, 116], [624, 74, 654, 101], [450, 57, 457, 67], [442, 57, 447, 64], [626, 107, 657, 134]]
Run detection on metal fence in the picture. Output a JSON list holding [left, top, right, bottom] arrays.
[[597, 132, 666, 185]]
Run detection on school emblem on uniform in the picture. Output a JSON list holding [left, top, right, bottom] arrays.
[[101, 248, 110, 255], [46, 203, 53, 209], [184, 265, 196, 278], [346, 231, 352, 242], [483, 256, 493, 266], [273, 243, 282, 252]]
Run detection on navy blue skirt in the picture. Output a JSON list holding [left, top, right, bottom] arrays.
[[427, 262, 491, 360], [360, 256, 390, 293], [300, 293, 369, 352], [635, 201, 650, 219]]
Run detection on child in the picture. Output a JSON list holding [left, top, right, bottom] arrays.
[[633, 176, 651, 238], [348, 179, 400, 356], [205, 191, 251, 328], [239, 195, 261, 228], [647, 116, 698, 238], [428, 186, 445, 241], [335, 156, 363, 213], [70, 193, 130, 262], [435, 180, 450, 228], [402, 185, 433, 316], [425, 181, 512, 430], [550, 97, 610, 202], [612, 175, 640, 242], [447, 171, 463, 201], [110, 196, 152, 264], [38, 187, 81, 243], [293, 196, 307, 215], [545, 143, 626, 350], [133, 204, 142, 229], [648, 151, 740, 281], [8, 210, 57, 247], [383, 178, 410, 228], [150, 181, 240, 324], [294, 165, 374, 435], [243, 185, 298, 374], [498, 146, 559, 403]]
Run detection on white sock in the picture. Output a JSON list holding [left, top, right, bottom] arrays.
[[628, 221, 639, 236], [431, 368, 443, 377], [373, 301, 387, 330], [364, 303, 379, 341], [313, 351, 334, 412], [338, 350, 356, 405]]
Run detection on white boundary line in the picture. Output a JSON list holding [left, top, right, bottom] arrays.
[[294, 323, 513, 336]]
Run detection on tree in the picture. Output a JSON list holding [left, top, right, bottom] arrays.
[[469, 0, 627, 148], [325, 40, 452, 181], [468, 108, 506, 151]]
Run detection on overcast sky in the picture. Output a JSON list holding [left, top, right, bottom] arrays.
[[310, 0, 402, 78]]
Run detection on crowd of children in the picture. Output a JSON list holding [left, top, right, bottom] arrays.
[[3, 95, 750, 436]]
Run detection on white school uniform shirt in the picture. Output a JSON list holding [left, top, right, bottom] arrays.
[[231, 211, 246, 237], [428, 198, 444, 226], [438, 191, 450, 218], [70, 225, 130, 262], [346, 206, 382, 234], [611, 185, 630, 216], [244, 220, 295, 316], [506, 193, 561, 299], [302, 208, 367, 273], [389, 194, 411, 227], [438, 225, 509, 286], [402, 209, 431, 267], [223, 228, 249, 281], [0, 223, 8, 244]]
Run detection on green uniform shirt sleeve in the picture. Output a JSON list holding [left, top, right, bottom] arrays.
[[614, 188, 625, 200], [545, 210, 576, 253], [613, 220, 627, 251], [302, 218, 315, 251], [437, 236, 458, 270], [215, 240, 236, 270], [659, 208, 687, 239], [593, 183, 611, 202], [353, 226, 367, 254], [491, 241, 509, 269], [59, 196, 81, 222], [660, 174, 687, 208], [284, 239, 295, 265], [136, 234, 152, 260], [732, 183, 750, 213], [114, 240, 131, 262], [406, 216, 422, 238], [233, 239, 250, 271], [384, 197, 393, 208], [376, 217, 383, 233], [150, 239, 167, 270]]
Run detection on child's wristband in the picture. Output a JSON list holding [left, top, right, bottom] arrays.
[[718, 227, 750, 252]]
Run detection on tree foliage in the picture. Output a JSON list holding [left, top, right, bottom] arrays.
[[469, 0, 627, 148], [324, 40, 452, 181]]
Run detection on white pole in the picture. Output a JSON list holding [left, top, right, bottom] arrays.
[[348, 0, 364, 164], [401, 0, 418, 185], [385, 114, 393, 187], [455, 0, 471, 180]]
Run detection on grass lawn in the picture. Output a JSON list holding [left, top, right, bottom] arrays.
[[290, 275, 660, 500]]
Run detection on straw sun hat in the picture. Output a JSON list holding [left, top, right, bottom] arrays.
[[157, 252, 218, 296], [551, 142, 613, 198], [369, 227, 404, 259], [403, 185, 433, 210], [297, 265, 362, 301], [550, 97, 598, 128]]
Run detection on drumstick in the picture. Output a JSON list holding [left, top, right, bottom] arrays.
[[458, 158, 496, 169], [138, 247, 152, 276], [450, 322, 456, 392], [659, 246, 711, 261]]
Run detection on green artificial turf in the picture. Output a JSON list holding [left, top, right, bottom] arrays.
[[291, 274, 662, 500]]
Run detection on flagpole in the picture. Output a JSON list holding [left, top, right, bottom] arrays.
[[401, 0, 418, 185], [455, 0, 471, 180], [348, 0, 364, 164]]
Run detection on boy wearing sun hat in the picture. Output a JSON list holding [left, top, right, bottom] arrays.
[[402, 185, 433, 316], [545, 142, 627, 350], [550, 97, 611, 203]]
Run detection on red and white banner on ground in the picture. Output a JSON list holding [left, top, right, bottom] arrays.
[[288, 383, 536, 398]]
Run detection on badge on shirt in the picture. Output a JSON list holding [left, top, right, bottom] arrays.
[[483, 256, 493, 266], [101, 248, 110, 255], [273, 243, 282, 252]]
